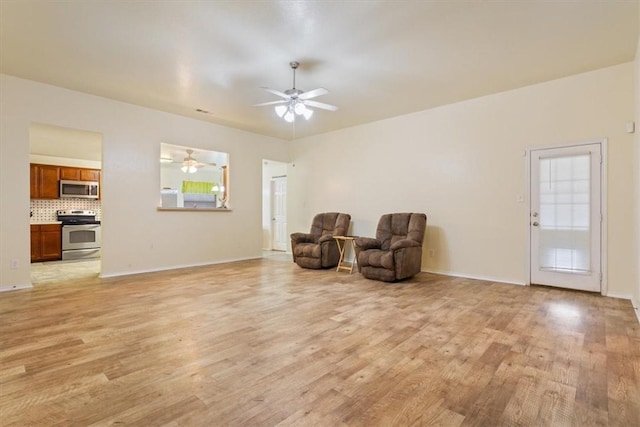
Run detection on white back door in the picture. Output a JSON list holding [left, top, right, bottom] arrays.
[[530, 143, 602, 292]]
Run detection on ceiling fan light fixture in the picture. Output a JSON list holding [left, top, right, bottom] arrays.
[[255, 61, 337, 125], [294, 102, 307, 115], [275, 105, 287, 117], [283, 110, 295, 123]]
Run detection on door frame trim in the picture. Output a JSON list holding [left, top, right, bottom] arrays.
[[524, 138, 608, 295]]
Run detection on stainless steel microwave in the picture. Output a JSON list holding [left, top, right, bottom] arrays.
[[60, 180, 99, 199]]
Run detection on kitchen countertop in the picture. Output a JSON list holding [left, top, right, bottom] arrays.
[[30, 221, 62, 225]]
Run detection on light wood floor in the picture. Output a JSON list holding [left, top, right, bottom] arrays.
[[1, 255, 639, 426]]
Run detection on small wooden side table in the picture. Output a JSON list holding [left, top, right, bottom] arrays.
[[333, 236, 358, 274]]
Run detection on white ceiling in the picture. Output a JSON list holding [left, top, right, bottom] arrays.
[[2, 1, 638, 141]]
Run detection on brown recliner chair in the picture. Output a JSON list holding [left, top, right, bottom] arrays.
[[291, 212, 351, 269], [355, 213, 427, 282]]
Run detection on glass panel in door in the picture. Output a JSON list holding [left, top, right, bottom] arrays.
[[530, 143, 601, 292], [538, 154, 590, 273]]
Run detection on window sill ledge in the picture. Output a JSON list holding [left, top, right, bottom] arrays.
[[157, 207, 232, 212]]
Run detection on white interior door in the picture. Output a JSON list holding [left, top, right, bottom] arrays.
[[271, 177, 287, 251], [530, 143, 602, 292]]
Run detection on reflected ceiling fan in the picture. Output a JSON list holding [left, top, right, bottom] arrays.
[[173, 149, 216, 174], [253, 61, 338, 123]]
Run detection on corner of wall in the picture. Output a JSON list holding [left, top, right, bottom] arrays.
[[634, 10, 640, 324]]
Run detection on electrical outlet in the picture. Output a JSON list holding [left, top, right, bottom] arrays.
[[10, 259, 18, 269], [429, 249, 436, 258]]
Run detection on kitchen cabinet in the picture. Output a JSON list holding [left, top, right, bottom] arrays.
[[30, 164, 60, 199], [31, 164, 101, 199], [81, 168, 100, 181], [31, 224, 62, 262], [60, 166, 101, 182], [60, 167, 79, 180]]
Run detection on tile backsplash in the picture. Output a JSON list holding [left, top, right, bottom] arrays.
[[31, 199, 102, 222]]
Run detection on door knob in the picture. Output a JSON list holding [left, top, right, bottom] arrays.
[[532, 221, 539, 227], [532, 212, 539, 217]]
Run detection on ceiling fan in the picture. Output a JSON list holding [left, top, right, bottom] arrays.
[[170, 149, 216, 174], [253, 61, 338, 123]]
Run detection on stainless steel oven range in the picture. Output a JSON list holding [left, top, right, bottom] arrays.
[[56, 210, 101, 260]]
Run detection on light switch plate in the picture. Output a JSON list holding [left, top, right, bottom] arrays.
[[626, 121, 635, 133]]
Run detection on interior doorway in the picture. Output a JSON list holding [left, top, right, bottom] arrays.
[[528, 141, 606, 293], [262, 160, 288, 252], [29, 122, 103, 284]]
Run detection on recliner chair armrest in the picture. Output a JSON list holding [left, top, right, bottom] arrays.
[[390, 239, 422, 251], [355, 237, 382, 250], [291, 232, 316, 244], [318, 234, 335, 244]]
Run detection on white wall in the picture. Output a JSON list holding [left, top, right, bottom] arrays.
[[289, 63, 636, 297], [0, 75, 289, 291], [634, 18, 640, 320]]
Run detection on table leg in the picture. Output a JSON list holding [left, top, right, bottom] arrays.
[[335, 239, 346, 272], [348, 240, 357, 274]]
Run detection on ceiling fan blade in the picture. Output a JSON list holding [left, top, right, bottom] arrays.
[[252, 100, 288, 107], [261, 87, 290, 99], [304, 100, 339, 111], [298, 87, 328, 100]]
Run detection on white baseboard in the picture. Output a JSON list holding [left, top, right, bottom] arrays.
[[0, 283, 33, 292], [100, 256, 262, 279], [604, 292, 639, 324], [604, 291, 634, 301], [632, 296, 640, 325], [421, 269, 526, 286], [422, 271, 639, 324]]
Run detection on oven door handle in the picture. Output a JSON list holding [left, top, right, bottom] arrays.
[[63, 224, 101, 230]]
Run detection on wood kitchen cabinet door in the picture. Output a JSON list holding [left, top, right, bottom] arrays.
[[30, 225, 41, 261], [30, 164, 60, 199], [40, 224, 62, 260], [60, 167, 81, 180], [31, 224, 62, 262], [80, 169, 100, 182], [30, 165, 39, 199]]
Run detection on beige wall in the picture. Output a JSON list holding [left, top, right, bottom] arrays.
[[634, 19, 640, 316], [289, 63, 636, 297], [2, 63, 638, 303], [0, 75, 289, 291]]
